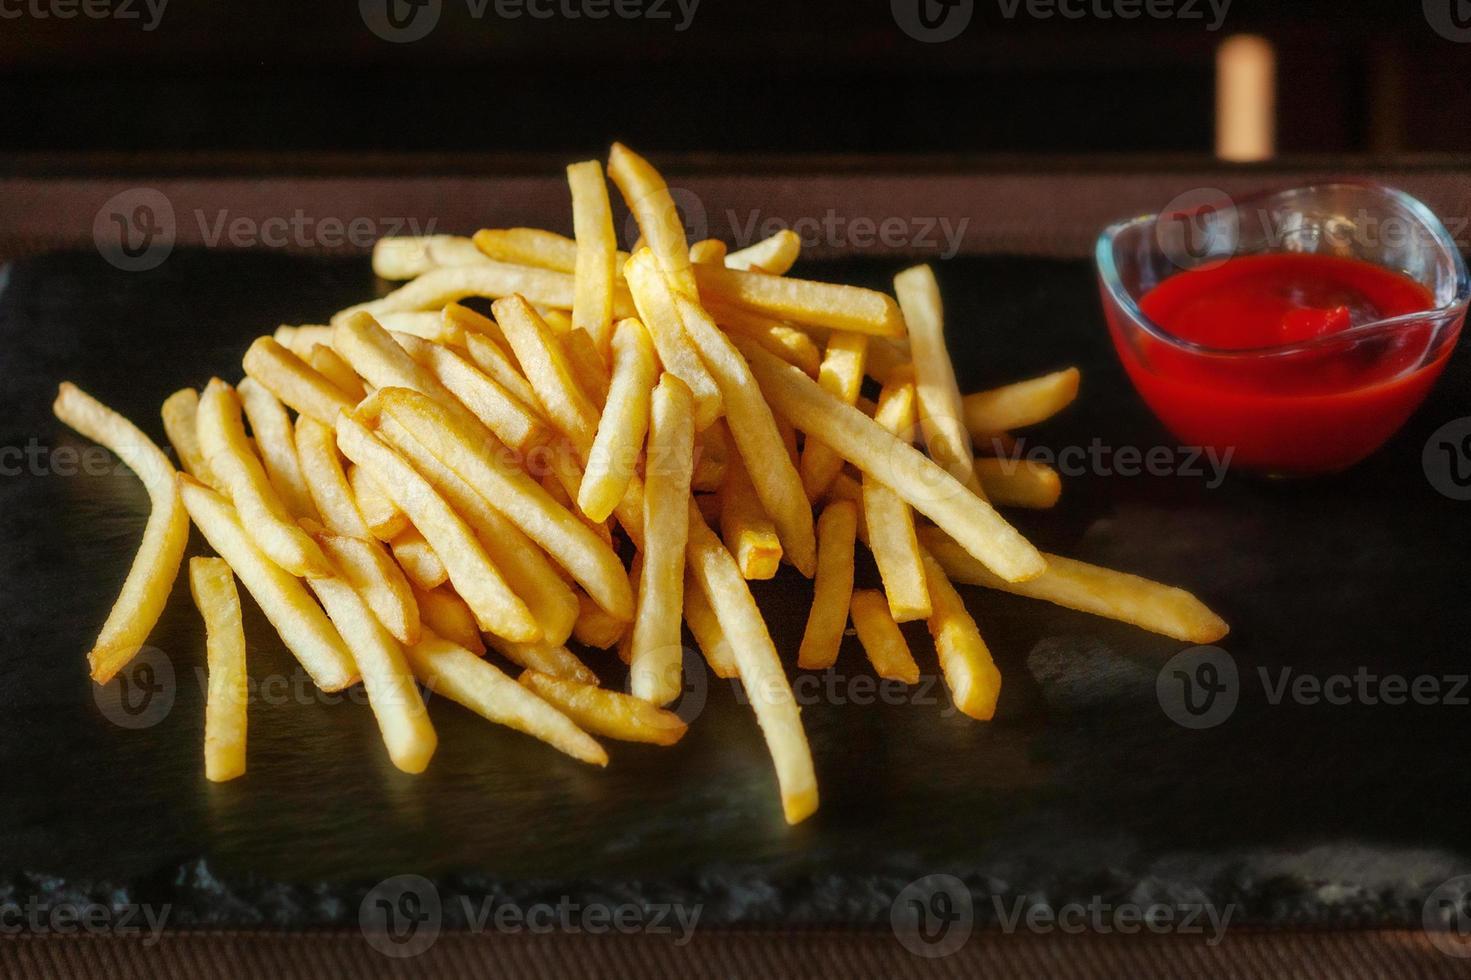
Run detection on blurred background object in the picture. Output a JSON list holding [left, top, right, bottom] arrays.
[[2, 0, 1466, 163]]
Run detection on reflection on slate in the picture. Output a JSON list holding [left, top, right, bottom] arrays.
[[2, 248, 1469, 928]]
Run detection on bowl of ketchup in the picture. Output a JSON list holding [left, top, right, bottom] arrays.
[[1096, 183, 1468, 476]]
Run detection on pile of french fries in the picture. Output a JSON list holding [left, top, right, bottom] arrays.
[[54, 144, 1227, 825]]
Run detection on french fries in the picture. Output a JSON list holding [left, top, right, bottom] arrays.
[[395, 332, 548, 454], [682, 570, 739, 678], [331, 262, 635, 325], [922, 549, 1003, 721], [54, 384, 190, 684], [238, 377, 318, 520], [608, 141, 698, 296], [800, 331, 869, 499], [963, 367, 1080, 435], [719, 450, 782, 580], [390, 527, 448, 590], [348, 463, 410, 541], [624, 250, 724, 431], [161, 387, 216, 487], [849, 589, 920, 685], [493, 296, 602, 454], [189, 557, 248, 782], [473, 227, 580, 271], [797, 500, 858, 671], [178, 476, 357, 691], [861, 380, 931, 622], [295, 415, 372, 537], [373, 234, 487, 280], [521, 670, 687, 746], [629, 375, 695, 705], [578, 317, 657, 522], [568, 160, 619, 353], [692, 263, 905, 337], [242, 336, 354, 426], [725, 229, 801, 275], [413, 585, 485, 656], [974, 457, 1062, 509], [315, 531, 420, 646]]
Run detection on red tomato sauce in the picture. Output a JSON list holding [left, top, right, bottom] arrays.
[[1110, 252, 1453, 474]]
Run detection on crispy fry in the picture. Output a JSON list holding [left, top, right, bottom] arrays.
[[686, 505, 817, 824], [864, 336, 911, 386], [719, 450, 782, 580], [629, 374, 695, 706], [296, 415, 371, 537], [738, 339, 1045, 583], [332, 262, 635, 325], [521, 670, 687, 746], [188, 557, 248, 781], [724, 229, 798, 273], [561, 327, 611, 409], [53, 384, 190, 684], [895, 264, 985, 498], [797, 499, 858, 671], [707, 303, 821, 377], [373, 234, 487, 280], [274, 324, 334, 357], [406, 630, 606, 766], [237, 377, 318, 521], [573, 590, 628, 649], [177, 476, 357, 690], [197, 379, 330, 577], [315, 531, 420, 645], [577, 317, 656, 522], [161, 387, 216, 488], [862, 380, 930, 622], [974, 457, 1062, 508], [307, 344, 366, 401], [693, 263, 905, 337], [692, 418, 728, 492], [484, 634, 598, 686], [688, 239, 728, 265], [963, 367, 1080, 435], [333, 312, 459, 407], [242, 337, 354, 427], [462, 329, 538, 410], [676, 295, 817, 576], [624, 250, 725, 431], [568, 160, 620, 353], [682, 569, 738, 678], [391, 527, 448, 590], [921, 549, 1002, 721], [308, 572, 436, 774], [493, 296, 602, 455], [394, 333, 549, 453], [348, 463, 410, 540], [608, 141, 698, 295], [374, 311, 467, 347], [800, 331, 869, 499], [473, 227, 580, 271], [412, 584, 484, 656], [916, 527, 1229, 643], [849, 589, 920, 684]]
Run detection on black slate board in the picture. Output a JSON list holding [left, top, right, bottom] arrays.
[[3, 249, 1470, 930]]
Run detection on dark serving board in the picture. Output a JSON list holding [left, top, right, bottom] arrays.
[[3, 248, 1470, 931]]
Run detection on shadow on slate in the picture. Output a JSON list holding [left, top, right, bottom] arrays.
[[1, 247, 1469, 929]]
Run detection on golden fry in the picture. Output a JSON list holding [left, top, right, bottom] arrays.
[[189, 556, 248, 782], [316, 530, 420, 645], [390, 527, 448, 590], [307, 344, 366, 401], [861, 380, 930, 622], [567, 160, 619, 353], [922, 549, 1002, 721], [719, 450, 782, 580], [348, 462, 410, 541], [331, 262, 635, 325], [692, 263, 905, 337], [624, 250, 725, 430], [849, 589, 920, 684], [578, 317, 656, 522], [521, 670, 687, 746], [608, 141, 698, 295], [797, 499, 858, 671], [237, 377, 318, 520], [160, 387, 216, 488], [682, 569, 738, 678], [242, 336, 354, 427], [963, 367, 1080, 435], [800, 331, 869, 499], [974, 457, 1062, 509], [295, 415, 371, 537], [413, 585, 485, 656], [725, 229, 801, 274]]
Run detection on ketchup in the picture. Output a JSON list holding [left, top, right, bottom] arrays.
[[1109, 252, 1454, 475]]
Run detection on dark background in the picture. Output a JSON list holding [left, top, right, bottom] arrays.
[[3, 0, 1469, 163]]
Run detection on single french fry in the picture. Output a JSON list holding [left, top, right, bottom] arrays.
[[894, 264, 986, 500], [55, 383, 188, 675], [578, 317, 656, 522], [974, 457, 1062, 509], [521, 670, 687, 746], [624, 250, 725, 431], [568, 160, 620, 353], [692, 263, 905, 337], [331, 262, 634, 325], [237, 377, 318, 521], [274, 324, 335, 356], [308, 572, 436, 774], [493, 296, 603, 456], [376, 410, 579, 646], [333, 312, 460, 408], [630, 374, 695, 706], [921, 549, 1002, 721], [473, 227, 580, 269], [462, 329, 538, 410], [573, 590, 627, 649], [307, 344, 366, 401], [692, 418, 728, 493], [375, 311, 467, 347], [719, 450, 782, 580], [797, 499, 858, 671], [373, 234, 487, 280], [682, 569, 738, 678], [337, 413, 539, 641], [242, 337, 354, 427], [412, 584, 484, 656], [849, 589, 920, 684], [707, 303, 822, 377], [315, 531, 420, 645], [348, 462, 410, 541], [561, 327, 611, 409], [916, 527, 1229, 643], [295, 415, 371, 537], [373, 389, 634, 621], [676, 295, 816, 576], [686, 504, 817, 824], [539, 308, 574, 335], [963, 368, 1080, 435], [188, 557, 248, 782], [177, 476, 357, 691], [406, 630, 607, 766], [391, 527, 448, 590], [864, 337, 911, 386], [862, 380, 930, 622], [800, 331, 869, 499], [394, 333, 549, 454], [608, 142, 698, 295], [161, 388, 217, 488], [725, 229, 801, 274], [738, 339, 1045, 584], [197, 379, 330, 577], [484, 634, 598, 686], [689, 239, 727, 265]]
